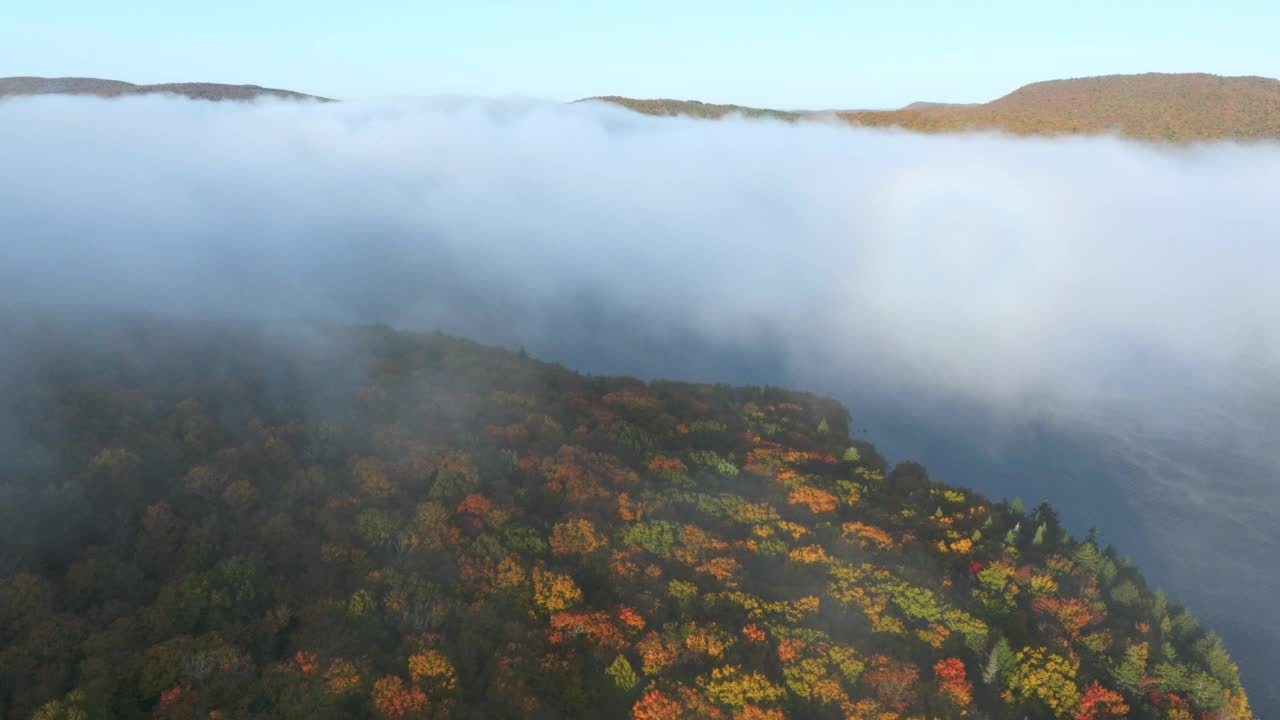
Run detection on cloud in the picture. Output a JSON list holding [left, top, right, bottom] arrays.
[[1, 93, 1278, 706]]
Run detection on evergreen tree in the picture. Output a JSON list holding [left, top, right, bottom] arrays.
[[982, 637, 1016, 687], [1195, 635, 1242, 690], [1033, 501, 1060, 533], [1113, 642, 1149, 694], [1032, 524, 1046, 546], [1074, 542, 1104, 576], [606, 655, 639, 691]]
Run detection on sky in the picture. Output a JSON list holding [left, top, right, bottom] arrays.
[[3, 0, 1279, 107]]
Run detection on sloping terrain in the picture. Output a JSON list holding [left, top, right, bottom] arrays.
[[580, 96, 803, 122], [596, 73, 1280, 141], [0, 77, 135, 95], [0, 76, 330, 102], [845, 73, 1280, 140], [14, 73, 1280, 138], [0, 321, 1254, 719]]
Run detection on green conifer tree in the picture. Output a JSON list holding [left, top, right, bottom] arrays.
[[1113, 642, 1149, 694], [605, 655, 639, 691], [982, 637, 1015, 686]]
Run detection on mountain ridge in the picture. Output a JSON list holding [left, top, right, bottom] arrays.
[[595, 72, 1280, 141], [11, 72, 1280, 140], [576, 96, 805, 122], [0, 76, 331, 102]]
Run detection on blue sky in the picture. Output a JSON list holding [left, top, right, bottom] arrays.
[[4, 0, 1277, 108]]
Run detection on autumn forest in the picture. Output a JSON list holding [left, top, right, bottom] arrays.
[[0, 321, 1255, 719]]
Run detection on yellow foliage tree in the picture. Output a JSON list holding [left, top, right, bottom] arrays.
[[408, 649, 458, 692], [533, 568, 582, 613], [699, 666, 786, 708], [550, 518, 607, 555], [1005, 647, 1080, 717]]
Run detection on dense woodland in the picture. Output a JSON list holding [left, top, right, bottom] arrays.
[[842, 73, 1280, 141], [10, 72, 1279, 141], [0, 77, 330, 102], [580, 97, 804, 122], [597, 73, 1280, 142], [0, 321, 1255, 719]]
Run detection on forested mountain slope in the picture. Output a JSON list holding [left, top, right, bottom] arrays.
[[842, 73, 1280, 141], [12, 72, 1279, 140], [0, 77, 329, 102], [596, 73, 1280, 141], [579, 96, 803, 122], [0, 322, 1254, 719]]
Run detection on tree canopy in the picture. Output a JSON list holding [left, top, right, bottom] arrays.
[[0, 322, 1254, 719]]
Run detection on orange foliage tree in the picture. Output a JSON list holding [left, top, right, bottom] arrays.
[[633, 689, 684, 720], [637, 631, 681, 675], [934, 657, 973, 707], [1074, 681, 1129, 719], [1033, 596, 1102, 641], [547, 610, 624, 649], [788, 486, 839, 514], [371, 676, 428, 718]]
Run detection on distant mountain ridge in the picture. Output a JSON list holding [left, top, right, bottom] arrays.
[[12, 73, 1280, 140], [594, 73, 1280, 141], [578, 95, 804, 122], [843, 73, 1280, 140], [0, 76, 331, 102]]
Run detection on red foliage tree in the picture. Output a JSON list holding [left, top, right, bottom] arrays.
[[547, 610, 624, 650], [633, 689, 684, 720], [372, 676, 429, 719], [934, 657, 973, 707], [1075, 681, 1130, 720]]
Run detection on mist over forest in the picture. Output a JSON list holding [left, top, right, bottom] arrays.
[[2, 94, 1278, 714]]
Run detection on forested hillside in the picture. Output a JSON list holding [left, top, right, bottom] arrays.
[[843, 73, 1280, 141], [596, 73, 1280, 141], [0, 322, 1254, 719], [580, 96, 803, 122], [13, 72, 1279, 140], [0, 77, 329, 102]]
